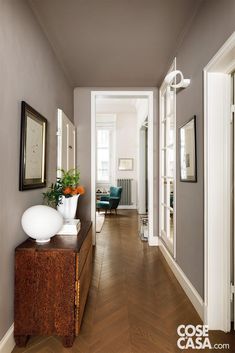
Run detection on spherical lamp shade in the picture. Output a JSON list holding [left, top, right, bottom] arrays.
[[21, 205, 63, 243]]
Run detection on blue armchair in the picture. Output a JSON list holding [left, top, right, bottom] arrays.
[[96, 186, 123, 214]]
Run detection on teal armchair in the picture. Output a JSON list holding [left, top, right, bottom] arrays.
[[97, 186, 123, 214]]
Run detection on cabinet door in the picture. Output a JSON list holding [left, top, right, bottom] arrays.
[[75, 246, 92, 335], [15, 250, 76, 337]]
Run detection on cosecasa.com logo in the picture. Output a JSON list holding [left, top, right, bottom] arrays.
[[177, 325, 230, 350]]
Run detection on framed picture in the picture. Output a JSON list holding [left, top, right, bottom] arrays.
[[19, 101, 47, 190], [179, 116, 197, 182], [118, 158, 134, 171]]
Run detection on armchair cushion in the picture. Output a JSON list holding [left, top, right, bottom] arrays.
[[96, 201, 110, 209], [110, 186, 122, 198]]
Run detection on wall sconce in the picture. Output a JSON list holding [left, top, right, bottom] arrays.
[[164, 70, 190, 89]]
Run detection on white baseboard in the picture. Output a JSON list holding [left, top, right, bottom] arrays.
[[118, 205, 136, 209], [148, 236, 159, 246], [159, 240, 204, 321], [0, 324, 15, 353]]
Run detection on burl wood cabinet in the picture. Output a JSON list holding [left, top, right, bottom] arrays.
[[14, 221, 92, 348]]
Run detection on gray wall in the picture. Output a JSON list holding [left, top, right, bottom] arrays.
[[173, 0, 235, 298], [0, 0, 73, 339], [74, 89, 92, 221]]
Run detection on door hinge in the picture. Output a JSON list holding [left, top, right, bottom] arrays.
[[56, 129, 62, 136], [230, 283, 235, 302], [231, 105, 235, 113]]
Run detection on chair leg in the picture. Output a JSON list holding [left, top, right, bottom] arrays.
[[105, 209, 107, 215], [115, 209, 117, 215]]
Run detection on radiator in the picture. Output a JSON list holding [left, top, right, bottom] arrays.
[[117, 179, 133, 205]]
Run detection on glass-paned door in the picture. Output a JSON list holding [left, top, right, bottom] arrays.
[[160, 81, 176, 256]]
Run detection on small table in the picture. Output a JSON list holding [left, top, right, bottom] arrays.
[[96, 192, 110, 201]]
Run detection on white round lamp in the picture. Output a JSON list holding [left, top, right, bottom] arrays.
[[21, 205, 63, 244]]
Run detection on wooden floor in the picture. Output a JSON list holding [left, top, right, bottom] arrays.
[[13, 210, 235, 353]]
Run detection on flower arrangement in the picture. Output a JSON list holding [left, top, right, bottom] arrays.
[[43, 168, 85, 207]]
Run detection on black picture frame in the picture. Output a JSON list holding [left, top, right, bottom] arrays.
[[179, 116, 197, 182], [19, 101, 47, 190]]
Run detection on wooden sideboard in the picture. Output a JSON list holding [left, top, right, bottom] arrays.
[[14, 221, 92, 348]]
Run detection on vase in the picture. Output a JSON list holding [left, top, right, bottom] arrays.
[[57, 194, 80, 220]]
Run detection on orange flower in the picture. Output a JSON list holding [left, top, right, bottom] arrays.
[[75, 185, 85, 195], [63, 187, 72, 195], [70, 188, 77, 195]]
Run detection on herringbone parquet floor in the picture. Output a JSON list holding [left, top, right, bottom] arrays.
[[12, 210, 235, 353]]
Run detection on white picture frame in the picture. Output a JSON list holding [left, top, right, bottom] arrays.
[[118, 158, 134, 171]]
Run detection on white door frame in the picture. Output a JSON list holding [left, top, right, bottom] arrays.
[[204, 32, 235, 331], [138, 126, 147, 214], [91, 90, 156, 246]]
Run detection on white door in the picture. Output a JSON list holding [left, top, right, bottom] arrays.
[[159, 75, 176, 257], [57, 109, 76, 177], [233, 72, 235, 327]]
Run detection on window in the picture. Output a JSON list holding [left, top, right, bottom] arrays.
[[160, 65, 176, 256], [96, 128, 111, 182]]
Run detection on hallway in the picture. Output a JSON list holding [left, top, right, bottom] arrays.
[[13, 211, 235, 353]]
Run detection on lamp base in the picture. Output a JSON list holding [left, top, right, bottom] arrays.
[[35, 238, 51, 244]]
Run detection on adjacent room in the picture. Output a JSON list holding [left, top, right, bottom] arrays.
[[95, 96, 149, 239]]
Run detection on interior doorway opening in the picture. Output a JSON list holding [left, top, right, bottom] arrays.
[[91, 91, 156, 247]]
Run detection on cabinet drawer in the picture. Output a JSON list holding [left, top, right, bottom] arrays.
[[76, 228, 92, 279]]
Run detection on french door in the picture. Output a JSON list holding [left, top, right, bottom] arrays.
[[159, 65, 176, 256], [57, 109, 76, 176]]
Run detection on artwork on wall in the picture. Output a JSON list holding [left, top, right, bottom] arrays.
[[179, 116, 197, 182], [118, 158, 134, 171], [19, 101, 47, 190]]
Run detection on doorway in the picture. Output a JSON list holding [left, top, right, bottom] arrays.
[[204, 32, 235, 331], [91, 91, 156, 246]]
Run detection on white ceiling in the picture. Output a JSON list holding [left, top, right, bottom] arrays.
[[29, 0, 202, 87]]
